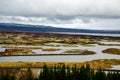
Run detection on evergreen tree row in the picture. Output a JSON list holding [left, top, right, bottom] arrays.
[[0, 71, 15, 80], [39, 64, 120, 80], [0, 64, 120, 80]]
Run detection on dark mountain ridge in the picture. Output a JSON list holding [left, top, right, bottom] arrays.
[[0, 23, 119, 34]]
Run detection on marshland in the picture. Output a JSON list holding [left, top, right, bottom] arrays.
[[0, 32, 120, 80]]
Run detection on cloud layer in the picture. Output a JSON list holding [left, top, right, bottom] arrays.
[[0, 0, 120, 30], [0, 0, 120, 17], [0, 15, 120, 30]]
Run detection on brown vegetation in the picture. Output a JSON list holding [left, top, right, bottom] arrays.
[[44, 43, 78, 47], [64, 49, 83, 53], [0, 59, 119, 69], [98, 43, 120, 46], [0, 48, 32, 55], [0, 32, 119, 46], [42, 48, 61, 51], [102, 48, 120, 55], [2, 45, 41, 49], [64, 49, 96, 55], [83, 50, 96, 55]]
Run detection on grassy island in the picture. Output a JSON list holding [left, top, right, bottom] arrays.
[[102, 48, 120, 55]]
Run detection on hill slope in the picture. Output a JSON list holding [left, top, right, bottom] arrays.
[[0, 23, 119, 34]]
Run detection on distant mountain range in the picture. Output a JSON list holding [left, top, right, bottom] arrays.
[[0, 23, 120, 34]]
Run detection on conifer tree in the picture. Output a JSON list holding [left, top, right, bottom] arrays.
[[38, 64, 120, 80], [26, 68, 33, 80], [95, 69, 106, 80]]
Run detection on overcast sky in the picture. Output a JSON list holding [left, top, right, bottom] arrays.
[[0, 0, 120, 30]]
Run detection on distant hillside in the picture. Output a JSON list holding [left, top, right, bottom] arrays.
[[0, 23, 119, 34]]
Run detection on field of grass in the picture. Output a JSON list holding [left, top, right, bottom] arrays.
[[0, 32, 120, 46], [0, 32, 120, 56], [0, 59, 120, 69], [0, 32, 120, 80], [0, 32, 120, 67]]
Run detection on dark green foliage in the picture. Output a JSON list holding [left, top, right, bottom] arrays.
[[39, 65, 48, 80], [107, 72, 120, 80], [95, 69, 106, 80], [39, 64, 120, 80], [0, 64, 120, 80], [26, 67, 33, 80], [0, 70, 15, 80]]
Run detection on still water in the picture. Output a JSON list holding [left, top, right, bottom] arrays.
[[0, 42, 120, 62]]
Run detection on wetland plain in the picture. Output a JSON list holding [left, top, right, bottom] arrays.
[[0, 31, 120, 80], [0, 32, 119, 67]]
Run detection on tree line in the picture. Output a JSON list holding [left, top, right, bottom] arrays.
[[0, 64, 120, 80], [39, 64, 120, 80]]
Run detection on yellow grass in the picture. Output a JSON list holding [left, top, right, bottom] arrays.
[[0, 59, 120, 69]]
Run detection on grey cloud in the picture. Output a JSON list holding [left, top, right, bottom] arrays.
[[0, 15, 120, 30], [0, 0, 120, 17], [0, 0, 120, 30]]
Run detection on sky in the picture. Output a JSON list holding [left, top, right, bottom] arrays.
[[0, 0, 120, 30]]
